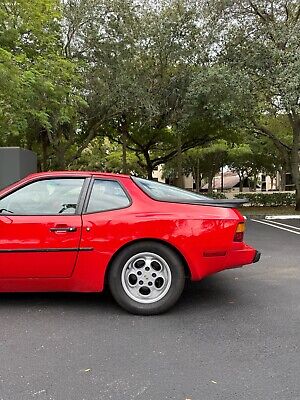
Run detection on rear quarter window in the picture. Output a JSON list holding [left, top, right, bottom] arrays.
[[86, 179, 130, 213]]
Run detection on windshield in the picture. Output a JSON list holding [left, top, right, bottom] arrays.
[[132, 177, 212, 202]]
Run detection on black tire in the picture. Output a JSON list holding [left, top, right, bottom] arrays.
[[108, 241, 185, 315]]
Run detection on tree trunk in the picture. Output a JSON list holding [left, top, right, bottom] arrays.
[[122, 131, 127, 174], [144, 151, 153, 180], [280, 166, 286, 191], [176, 133, 183, 188], [120, 117, 128, 174], [290, 122, 300, 211], [239, 182, 243, 192], [115, 115, 128, 174], [207, 172, 214, 195], [41, 136, 49, 172], [147, 164, 153, 180], [195, 158, 200, 193], [254, 119, 299, 208], [238, 172, 244, 192], [252, 174, 258, 192], [221, 165, 224, 192], [207, 162, 217, 195], [55, 144, 67, 170], [295, 184, 300, 211]]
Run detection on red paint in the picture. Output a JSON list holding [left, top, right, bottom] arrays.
[[0, 216, 82, 278], [0, 172, 258, 292]]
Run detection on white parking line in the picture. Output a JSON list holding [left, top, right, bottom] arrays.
[[251, 219, 300, 235], [266, 220, 300, 232]]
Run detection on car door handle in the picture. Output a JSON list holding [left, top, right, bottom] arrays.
[[50, 227, 77, 233]]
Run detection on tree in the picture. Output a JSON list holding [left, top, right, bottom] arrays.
[[228, 133, 283, 192], [71, 137, 145, 176], [67, 0, 218, 179], [0, 0, 86, 170], [164, 141, 229, 193], [204, 0, 300, 209]]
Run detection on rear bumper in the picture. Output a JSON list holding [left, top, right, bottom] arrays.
[[226, 245, 261, 268], [191, 244, 261, 281], [253, 250, 261, 263]]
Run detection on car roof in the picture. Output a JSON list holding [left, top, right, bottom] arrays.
[[26, 171, 131, 180]]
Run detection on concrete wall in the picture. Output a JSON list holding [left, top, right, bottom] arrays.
[[0, 147, 37, 190]]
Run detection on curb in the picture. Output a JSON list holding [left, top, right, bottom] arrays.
[[265, 215, 300, 220], [243, 214, 300, 220], [242, 214, 268, 219]]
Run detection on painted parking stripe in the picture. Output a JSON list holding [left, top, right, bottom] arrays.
[[266, 220, 300, 232], [251, 219, 300, 235]]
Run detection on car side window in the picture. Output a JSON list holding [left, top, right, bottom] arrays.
[[86, 179, 130, 213], [0, 178, 84, 215]]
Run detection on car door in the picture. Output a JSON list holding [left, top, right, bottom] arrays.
[[0, 177, 86, 279], [79, 178, 132, 271]]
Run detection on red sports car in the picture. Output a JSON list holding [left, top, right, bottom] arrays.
[[0, 171, 260, 314]]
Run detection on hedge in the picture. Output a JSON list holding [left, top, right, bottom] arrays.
[[206, 192, 227, 200], [234, 192, 296, 207]]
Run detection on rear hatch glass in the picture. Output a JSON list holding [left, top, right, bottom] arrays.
[[132, 177, 247, 208]]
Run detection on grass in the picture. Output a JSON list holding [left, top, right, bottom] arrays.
[[239, 206, 300, 216]]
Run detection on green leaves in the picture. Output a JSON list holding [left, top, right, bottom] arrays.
[[235, 192, 296, 207], [204, 0, 300, 208], [0, 0, 86, 169], [0, 0, 298, 203]]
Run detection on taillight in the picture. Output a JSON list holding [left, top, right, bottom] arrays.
[[234, 222, 245, 242]]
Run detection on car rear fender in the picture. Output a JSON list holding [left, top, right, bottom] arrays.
[[103, 238, 191, 286]]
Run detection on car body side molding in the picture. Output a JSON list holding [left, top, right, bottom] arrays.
[[0, 247, 93, 253]]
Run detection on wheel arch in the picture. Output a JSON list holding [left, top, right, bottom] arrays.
[[104, 238, 191, 286]]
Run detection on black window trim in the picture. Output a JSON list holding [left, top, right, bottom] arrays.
[[0, 176, 89, 217], [82, 177, 132, 215]]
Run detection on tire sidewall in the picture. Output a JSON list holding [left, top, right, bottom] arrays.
[[108, 242, 185, 315]]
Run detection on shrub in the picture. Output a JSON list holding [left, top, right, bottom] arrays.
[[234, 192, 296, 207], [206, 192, 227, 200]]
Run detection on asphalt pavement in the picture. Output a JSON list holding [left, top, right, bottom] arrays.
[[0, 219, 299, 400]]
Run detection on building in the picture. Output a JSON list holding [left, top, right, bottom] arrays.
[[0, 147, 37, 190]]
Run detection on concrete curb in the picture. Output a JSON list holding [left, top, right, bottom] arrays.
[[243, 214, 300, 220], [242, 214, 268, 219], [265, 215, 300, 220]]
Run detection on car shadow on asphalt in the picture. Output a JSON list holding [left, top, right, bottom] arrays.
[[0, 274, 242, 316], [177, 275, 241, 311], [0, 290, 118, 313]]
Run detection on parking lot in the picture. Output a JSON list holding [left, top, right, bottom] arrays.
[[0, 218, 299, 400]]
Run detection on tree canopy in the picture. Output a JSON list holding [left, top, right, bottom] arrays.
[[0, 0, 299, 208]]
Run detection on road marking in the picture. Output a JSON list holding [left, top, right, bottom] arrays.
[[266, 215, 300, 220], [266, 220, 300, 231], [251, 219, 300, 235]]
